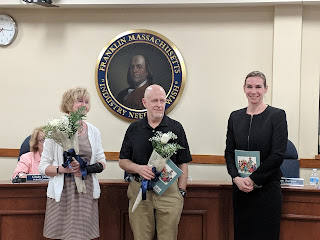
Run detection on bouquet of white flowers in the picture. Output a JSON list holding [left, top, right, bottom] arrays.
[[42, 106, 87, 193], [148, 131, 184, 171], [132, 131, 184, 212]]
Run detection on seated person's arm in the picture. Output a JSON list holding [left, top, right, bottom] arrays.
[[12, 153, 31, 179]]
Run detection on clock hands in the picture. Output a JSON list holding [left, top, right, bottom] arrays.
[[0, 14, 17, 46], [0, 27, 13, 36], [0, 27, 13, 32]]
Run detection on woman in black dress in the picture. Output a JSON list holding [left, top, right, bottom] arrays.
[[225, 71, 288, 240]]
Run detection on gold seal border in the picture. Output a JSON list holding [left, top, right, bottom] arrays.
[[95, 29, 186, 121]]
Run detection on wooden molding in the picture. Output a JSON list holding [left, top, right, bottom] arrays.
[[299, 158, 320, 168], [188, 154, 226, 164], [0, 209, 45, 216], [0, 149, 19, 158], [1, 148, 319, 168], [105, 152, 120, 160], [105, 153, 227, 164], [0, 149, 226, 164], [282, 213, 320, 221]]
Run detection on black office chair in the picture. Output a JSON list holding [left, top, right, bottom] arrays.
[[280, 139, 299, 178], [18, 135, 31, 161]]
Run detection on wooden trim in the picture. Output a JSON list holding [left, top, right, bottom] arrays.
[[107, 153, 226, 164], [105, 151, 120, 160], [0, 210, 45, 216], [282, 213, 320, 221], [1, 148, 320, 168], [0, 148, 19, 157], [0, 149, 226, 164], [299, 159, 320, 168], [190, 155, 226, 164]]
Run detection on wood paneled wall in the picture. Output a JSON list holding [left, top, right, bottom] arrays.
[[0, 180, 319, 240]]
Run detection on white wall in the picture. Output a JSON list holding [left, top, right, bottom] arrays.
[[0, 4, 319, 182]]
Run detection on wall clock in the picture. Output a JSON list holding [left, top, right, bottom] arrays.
[[0, 14, 18, 46]]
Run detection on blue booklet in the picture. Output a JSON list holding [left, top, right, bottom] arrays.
[[235, 150, 260, 178], [151, 159, 183, 196]]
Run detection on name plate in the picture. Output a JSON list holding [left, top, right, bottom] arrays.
[[280, 177, 304, 186], [26, 174, 50, 181]]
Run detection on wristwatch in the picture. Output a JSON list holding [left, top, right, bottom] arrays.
[[179, 188, 187, 198]]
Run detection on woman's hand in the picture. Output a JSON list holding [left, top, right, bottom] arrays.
[[70, 158, 81, 177], [233, 176, 254, 193], [60, 158, 81, 177]]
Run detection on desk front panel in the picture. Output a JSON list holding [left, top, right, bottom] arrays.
[[0, 180, 319, 240]]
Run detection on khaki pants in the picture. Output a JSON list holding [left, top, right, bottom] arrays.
[[128, 180, 184, 240]]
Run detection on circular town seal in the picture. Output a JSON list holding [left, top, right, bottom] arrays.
[[95, 29, 186, 121]]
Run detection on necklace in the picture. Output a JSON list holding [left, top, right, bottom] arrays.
[[78, 121, 85, 134]]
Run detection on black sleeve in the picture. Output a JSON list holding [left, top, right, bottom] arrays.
[[119, 126, 133, 160], [249, 110, 288, 186], [175, 123, 192, 165], [86, 162, 104, 174], [225, 112, 240, 179]]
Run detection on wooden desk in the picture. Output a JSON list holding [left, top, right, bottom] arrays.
[[0, 180, 319, 240]]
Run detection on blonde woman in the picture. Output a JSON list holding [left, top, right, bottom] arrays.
[[39, 87, 106, 240], [12, 127, 45, 179]]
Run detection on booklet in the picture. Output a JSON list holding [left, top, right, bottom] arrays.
[[151, 159, 183, 196], [235, 150, 260, 178]]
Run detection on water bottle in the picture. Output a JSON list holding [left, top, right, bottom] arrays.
[[310, 169, 319, 185]]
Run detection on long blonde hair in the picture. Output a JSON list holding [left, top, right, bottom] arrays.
[[29, 127, 44, 152]]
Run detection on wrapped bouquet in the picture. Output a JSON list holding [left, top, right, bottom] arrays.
[[148, 131, 184, 171], [132, 131, 184, 212], [42, 106, 87, 193]]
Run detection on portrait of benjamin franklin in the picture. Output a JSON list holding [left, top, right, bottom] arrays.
[[107, 43, 172, 110]]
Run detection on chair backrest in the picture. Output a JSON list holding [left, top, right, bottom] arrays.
[[280, 139, 299, 178], [18, 135, 31, 161]]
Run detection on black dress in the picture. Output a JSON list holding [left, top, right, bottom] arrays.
[[225, 106, 288, 240]]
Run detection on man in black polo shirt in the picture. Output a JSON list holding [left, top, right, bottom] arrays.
[[119, 84, 192, 240]]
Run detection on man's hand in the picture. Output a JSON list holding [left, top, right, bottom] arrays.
[[119, 159, 155, 180], [233, 176, 254, 193], [137, 165, 155, 180]]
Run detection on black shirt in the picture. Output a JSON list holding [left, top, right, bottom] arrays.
[[225, 106, 288, 186], [119, 115, 192, 166]]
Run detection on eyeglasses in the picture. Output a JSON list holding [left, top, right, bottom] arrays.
[[38, 139, 45, 143]]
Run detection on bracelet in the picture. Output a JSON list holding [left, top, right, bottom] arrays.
[[56, 166, 59, 174]]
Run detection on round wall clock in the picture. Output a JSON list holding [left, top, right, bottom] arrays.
[[0, 14, 18, 46]]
